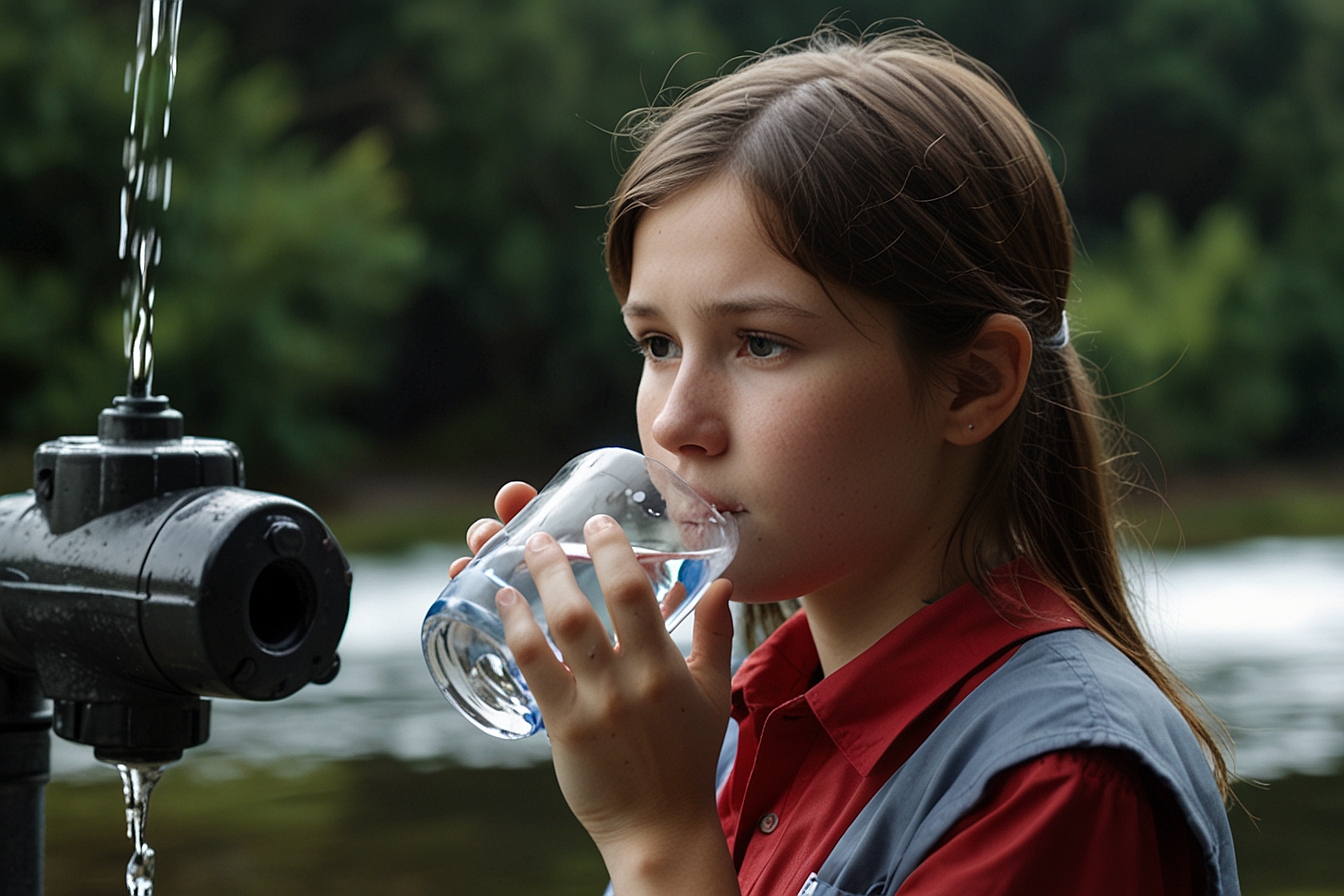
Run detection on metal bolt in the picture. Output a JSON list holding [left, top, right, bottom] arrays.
[[265, 517, 305, 557]]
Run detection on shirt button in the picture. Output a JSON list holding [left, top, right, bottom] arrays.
[[758, 812, 779, 834]]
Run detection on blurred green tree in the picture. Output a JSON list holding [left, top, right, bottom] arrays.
[[0, 0, 423, 477], [5, 0, 1343, 481], [367, 0, 728, 465], [1055, 0, 1344, 462], [1073, 196, 1291, 462]]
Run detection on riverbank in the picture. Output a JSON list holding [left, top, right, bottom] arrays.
[[42, 754, 1344, 895], [312, 460, 1344, 555], [1120, 460, 1344, 549], [4, 446, 1342, 552]]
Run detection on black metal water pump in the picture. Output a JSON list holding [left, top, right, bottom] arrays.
[[0, 394, 352, 894]]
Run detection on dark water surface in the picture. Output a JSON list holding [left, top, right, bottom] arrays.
[[1229, 763, 1344, 896], [44, 755, 1344, 896], [46, 758, 607, 896]]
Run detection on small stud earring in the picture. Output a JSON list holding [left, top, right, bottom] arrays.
[[968, 423, 975, 431]]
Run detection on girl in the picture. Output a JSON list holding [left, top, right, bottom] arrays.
[[453, 26, 1239, 896]]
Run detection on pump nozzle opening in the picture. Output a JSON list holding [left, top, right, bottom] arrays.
[[248, 559, 316, 653]]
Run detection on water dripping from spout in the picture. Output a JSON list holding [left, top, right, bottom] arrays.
[[117, 763, 166, 896]]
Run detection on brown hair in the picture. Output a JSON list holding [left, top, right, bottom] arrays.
[[604, 26, 1230, 795]]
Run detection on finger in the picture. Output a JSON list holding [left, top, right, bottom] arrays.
[[583, 515, 671, 656], [524, 531, 615, 665], [495, 586, 574, 712], [495, 481, 537, 525], [448, 556, 471, 579], [685, 578, 735, 701], [466, 518, 503, 555]]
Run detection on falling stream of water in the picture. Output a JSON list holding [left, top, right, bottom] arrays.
[[121, 0, 184, 398], [105, 2, 185, 893], [116, 763, 166, 896]]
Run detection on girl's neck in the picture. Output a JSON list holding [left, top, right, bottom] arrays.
[[802, 545, 969, 677]]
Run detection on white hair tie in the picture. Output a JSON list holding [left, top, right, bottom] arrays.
[[1041, 312, 1070, 351]]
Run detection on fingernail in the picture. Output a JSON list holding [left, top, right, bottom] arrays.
[[585, 514, 616, 533], [526, 531, 554, 551], [496, 587, 519, 609]]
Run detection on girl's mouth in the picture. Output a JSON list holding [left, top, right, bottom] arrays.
[[704, 497, 744, 516]]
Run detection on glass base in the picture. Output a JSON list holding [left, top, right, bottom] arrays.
[[421, 598, 542, 739]]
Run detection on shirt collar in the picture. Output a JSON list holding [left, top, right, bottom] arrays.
[[730, 559, 1085, 776]]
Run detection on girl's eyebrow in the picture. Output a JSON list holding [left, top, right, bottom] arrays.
[[622, 295, 824, 321]]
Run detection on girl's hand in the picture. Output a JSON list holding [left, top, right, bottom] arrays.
[[496, 514, 740, 895], [447, 481, 538, 578]]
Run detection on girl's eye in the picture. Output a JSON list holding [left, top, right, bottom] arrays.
[[744, 334, 786, 359], [639, 335, 680, 360]]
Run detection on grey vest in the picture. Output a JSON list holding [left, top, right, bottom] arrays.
[[712, 629, 1239, 896]]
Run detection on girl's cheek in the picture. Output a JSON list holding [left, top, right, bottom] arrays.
[[635, 368, 660, 411]]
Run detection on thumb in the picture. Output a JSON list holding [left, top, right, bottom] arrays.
[[686, 578, 735, 700]]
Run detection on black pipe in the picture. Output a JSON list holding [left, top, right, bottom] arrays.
[[0, 674, 49, 896]]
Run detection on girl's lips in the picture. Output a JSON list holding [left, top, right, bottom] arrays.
[[673, 475, 742, 513], [699, 494, 744, 514]]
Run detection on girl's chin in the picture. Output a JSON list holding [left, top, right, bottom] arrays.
[[721, 559, 819, 604], [721, 578, 806, 606]]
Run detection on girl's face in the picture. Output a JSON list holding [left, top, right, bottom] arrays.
[[623, 176, 971, 610]]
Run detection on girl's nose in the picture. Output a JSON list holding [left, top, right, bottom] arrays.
[[648, 364, 728, 458]]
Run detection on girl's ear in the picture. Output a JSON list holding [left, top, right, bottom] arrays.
[[943, 313, 1032, 445]]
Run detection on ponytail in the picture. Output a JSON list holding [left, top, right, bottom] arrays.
[[999, 344, 1233, 796]]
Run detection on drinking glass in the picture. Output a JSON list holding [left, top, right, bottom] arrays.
[[422, 448, 738, 739]]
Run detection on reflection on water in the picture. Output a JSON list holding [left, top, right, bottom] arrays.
[[48, 538, 1344, 780], [1135, 537, 1344, 777]]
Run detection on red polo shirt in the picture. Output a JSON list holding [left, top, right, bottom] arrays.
[[718, 561, 1205, 896]]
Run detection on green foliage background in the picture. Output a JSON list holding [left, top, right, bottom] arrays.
[[2, 0, 1342, 482]]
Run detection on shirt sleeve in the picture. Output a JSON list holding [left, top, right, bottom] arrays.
[[895, 747, 1206, 896]]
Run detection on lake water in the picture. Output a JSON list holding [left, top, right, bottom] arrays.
[[50, 537, 1344, 780]]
